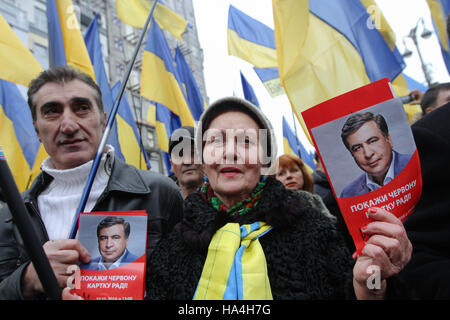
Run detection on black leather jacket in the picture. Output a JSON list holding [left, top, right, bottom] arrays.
[[0, 156, 183, 299]]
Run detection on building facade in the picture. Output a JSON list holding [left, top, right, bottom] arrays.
[[0, 0, 207, 174]]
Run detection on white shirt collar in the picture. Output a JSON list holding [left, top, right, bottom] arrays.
[[97, 248, 128, 271], [41, 145, 115, 182]]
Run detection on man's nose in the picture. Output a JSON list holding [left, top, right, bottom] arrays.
[[60, 109, 79, 134], [362, 145, 374, 158]]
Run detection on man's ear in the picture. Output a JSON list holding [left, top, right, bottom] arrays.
[[425, 106, 435, 114]]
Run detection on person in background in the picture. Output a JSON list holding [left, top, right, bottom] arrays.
[[401, 100, 450, 298], [274, 154, 314, 192], [146, 96, 413, 300], [168, 126, 204, 198], [0, 66, 183, 299], [420, 82, 450, 116]]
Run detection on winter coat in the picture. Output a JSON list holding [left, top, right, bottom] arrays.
[[146, 177, 355, 300], [401, 102, 450, 299]]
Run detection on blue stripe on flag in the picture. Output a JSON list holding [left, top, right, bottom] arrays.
[[228, 5, 276, 49], [46, 0, 67, 67]]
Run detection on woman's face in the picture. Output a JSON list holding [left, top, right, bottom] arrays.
[[202, 111, 263, 206], [276, 164, 305, 190]]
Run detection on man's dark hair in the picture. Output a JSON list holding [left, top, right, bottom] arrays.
[[420, 82, 450, 114], [97, 216, 131, 239], [341, 112, 389, 150], [27, 65, 104, 121]]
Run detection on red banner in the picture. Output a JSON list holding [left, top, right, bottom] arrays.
[[302, 79, 422, 254], [72, 211, 147, 300]]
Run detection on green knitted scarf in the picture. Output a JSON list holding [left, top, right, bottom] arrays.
[[201, 180, 266, 218]]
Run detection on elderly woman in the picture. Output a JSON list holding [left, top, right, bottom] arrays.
[[275, 154, 314, 192], [146, 97, 412, 300]]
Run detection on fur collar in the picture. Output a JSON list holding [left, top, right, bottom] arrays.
[[179, 177, 312, 251]]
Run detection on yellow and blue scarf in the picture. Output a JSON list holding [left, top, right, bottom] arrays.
[[193, 221, 273, 300]]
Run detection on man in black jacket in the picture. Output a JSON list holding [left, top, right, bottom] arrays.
[[401, 102, 450, 298], [0, 66, 183, 299]]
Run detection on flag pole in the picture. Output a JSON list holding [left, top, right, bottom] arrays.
[[68, 0, 158, 239], [0, 147, 62, 300]]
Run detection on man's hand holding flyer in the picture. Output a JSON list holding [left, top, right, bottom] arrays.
[[302, 78, 422, 255], [71, 211, 147, 300]]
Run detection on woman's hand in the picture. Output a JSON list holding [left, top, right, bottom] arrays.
[[353, 207, 412, 299]]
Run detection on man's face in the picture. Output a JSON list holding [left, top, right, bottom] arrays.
[[33, 80, 106, 170], [98, 224, 128, 263], [170, 145, 203, 190], [346, 120, 393, 183]]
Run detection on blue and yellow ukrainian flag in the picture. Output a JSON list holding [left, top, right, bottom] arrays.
[[46, 0, 95, 80], [84, 15, 122, 160], [0, 14, 45, 191], [253, 67, 284, 98], [403, 74, 428, 93], [227, 4, 278, 69], [0, 80, 41, 192], [111, 82, 151, 170], [116, 0, 188, 41], [174, 47, 205, 121], [227, 5, 284, 99], [146, 102, 180, 169], [273, 0, 405, 140], [426, 0, 450, 73], [141, 19, 194, 173], [282, 117, 316, 173], [141, 18, 194, 128], [84, 15, 149, 169], [240, 71, 260, 107], [154, 102, 181, 173]]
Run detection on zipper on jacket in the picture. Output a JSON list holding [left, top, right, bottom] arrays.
[[25, 201, 50, 242]]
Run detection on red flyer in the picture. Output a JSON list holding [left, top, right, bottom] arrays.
[[302, 78, 422, 255], [72, 211, 147, 300]]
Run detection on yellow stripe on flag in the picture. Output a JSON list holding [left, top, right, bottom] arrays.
[[427, 0, 449, 51], [0, 107, 32, 191], [141, 50, 194, 127], [116, 115, 147, 169], [116, 0, 188, 41], [56, 0, 96, 80], [0, 14, 43, 86], [227, 29, 278, 68], [155, 120, 170, 153]]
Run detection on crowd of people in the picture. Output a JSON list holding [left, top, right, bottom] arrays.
[[0, 57, 449, 300]]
